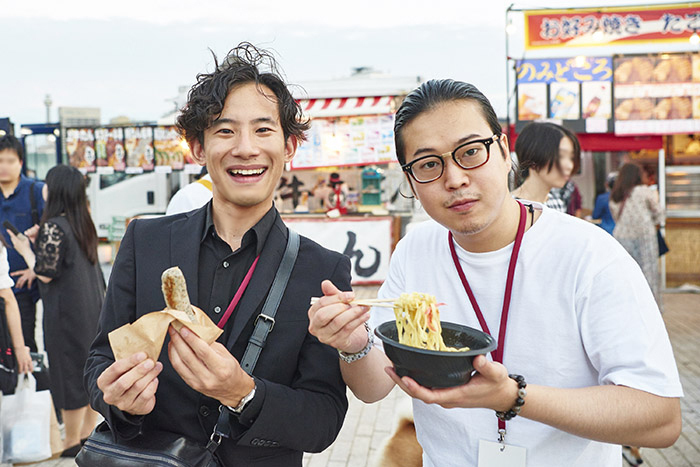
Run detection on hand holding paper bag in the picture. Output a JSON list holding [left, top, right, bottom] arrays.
[[108, 267, 223, 362]]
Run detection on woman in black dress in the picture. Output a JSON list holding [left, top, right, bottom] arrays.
[[10, 165, 104, 456]]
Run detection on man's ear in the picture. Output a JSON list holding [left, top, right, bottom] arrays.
[[190, 138, 206, 166], [499, 133, 512, 172], [284, 136, 298, 163]]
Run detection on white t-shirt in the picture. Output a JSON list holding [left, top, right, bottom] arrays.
[[165, 174, 213, 215], [369, 203, 682, 467], [0, 247, 14, 290]]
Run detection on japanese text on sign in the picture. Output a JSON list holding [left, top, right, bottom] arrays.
[[516, 57, 612, 84], [282, 217, 392, 284], [525, 4, 700, 49]]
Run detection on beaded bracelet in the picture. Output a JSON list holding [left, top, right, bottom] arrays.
[[495, 374, 527, 422]]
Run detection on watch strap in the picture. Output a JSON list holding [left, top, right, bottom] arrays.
[[228, 384, 256, 414], [338, 322, 374, 363]]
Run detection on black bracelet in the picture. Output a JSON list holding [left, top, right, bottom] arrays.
[[495, 374, 527, 422]]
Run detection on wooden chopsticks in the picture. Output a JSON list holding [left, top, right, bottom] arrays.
[[309, 297, 398, 308]]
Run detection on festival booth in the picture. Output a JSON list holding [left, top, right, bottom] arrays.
[[280, 72, 421, 284], [508, 3, 700, 287]]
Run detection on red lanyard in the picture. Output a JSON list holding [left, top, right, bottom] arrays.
[[217, 255, 260, 329], [448, 201, 526, 431]]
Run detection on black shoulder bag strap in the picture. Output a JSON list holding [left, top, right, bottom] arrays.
[[207, 229, 300, 452], [29, 182, 40, 225], [240, 229, 300, 374]]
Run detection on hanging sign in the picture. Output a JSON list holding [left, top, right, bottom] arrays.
[[525, 3, 700, 50]]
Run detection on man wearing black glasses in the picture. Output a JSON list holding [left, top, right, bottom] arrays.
[[309, 80, 682, 466]]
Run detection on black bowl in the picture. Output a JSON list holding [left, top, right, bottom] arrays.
[[374, 321, 497, 388]]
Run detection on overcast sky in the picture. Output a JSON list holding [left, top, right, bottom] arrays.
[[1, 0, 691, 128]]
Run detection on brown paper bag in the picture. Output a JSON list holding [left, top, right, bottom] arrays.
[[108, 306, 223, 362]]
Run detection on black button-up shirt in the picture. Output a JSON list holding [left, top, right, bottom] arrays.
[[197, 203, 276, 344]]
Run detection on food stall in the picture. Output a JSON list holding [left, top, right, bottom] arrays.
[[280, 72, 422, 283], [64, 123, 198, 238], [610, 51, 700, 288], [510, 3, 700, 287]]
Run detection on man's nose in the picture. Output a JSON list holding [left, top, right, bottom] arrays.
[[443, 157, 470, 189], [233, 132, 260, 158]]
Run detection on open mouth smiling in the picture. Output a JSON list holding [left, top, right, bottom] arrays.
[[227, 167, 266, 177]]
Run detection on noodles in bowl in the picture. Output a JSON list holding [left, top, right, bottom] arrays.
[[374, 292, 497, 388], [393, 292, 468, 352]]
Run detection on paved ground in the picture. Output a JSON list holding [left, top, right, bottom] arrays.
[[19, 291, 700, 467]]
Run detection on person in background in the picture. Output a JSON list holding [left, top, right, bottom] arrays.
[[592, 172, 617, 235], [565, 180, 582, 218], [10, 165, 105, 457], [609, 163, 664, 308], [0, 242, 33, 467], [0, 135, 45, 353], [165, 167, 213, 215], [510, 122, 580, 210], [0, 243, 33, 378], [309, 79, 682, 466]]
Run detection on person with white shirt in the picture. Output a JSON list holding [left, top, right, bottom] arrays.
[[308, 79, 682, 467], [165, 172, 213, 216]]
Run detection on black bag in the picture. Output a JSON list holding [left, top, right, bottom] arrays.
[[79, 422, 219, 467], [657, 230, 669, 257], [0, 296, 18, 395], [76, 230, 300, 467]]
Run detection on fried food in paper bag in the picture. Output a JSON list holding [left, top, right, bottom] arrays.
[[108, 267, 223, 362]]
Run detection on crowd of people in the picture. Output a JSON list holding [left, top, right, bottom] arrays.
[[0, 42, 682, 467], [0, 136, 106, 458]]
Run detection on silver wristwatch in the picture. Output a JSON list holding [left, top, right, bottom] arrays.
[[338, 322, 374, 363], [227, 384, 256, 414]]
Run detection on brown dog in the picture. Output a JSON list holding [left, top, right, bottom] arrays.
[[622, 445, 643, 465], [373, 406, 423, 467]]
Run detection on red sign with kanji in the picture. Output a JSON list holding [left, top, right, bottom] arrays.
[[525, 3, 700, 50]]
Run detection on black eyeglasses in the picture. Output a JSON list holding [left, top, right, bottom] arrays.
[[401, 134, 500, 184]]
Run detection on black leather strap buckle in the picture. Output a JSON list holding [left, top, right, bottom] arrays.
[[254, 313, 275, 331]]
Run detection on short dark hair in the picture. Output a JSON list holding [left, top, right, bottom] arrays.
[[176, 42, 309, 147], [394, 79, 502, 165], [514, 122, 581, 185], [0, 135, 24, 162]]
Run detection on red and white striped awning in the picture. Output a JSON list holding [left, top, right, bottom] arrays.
[[298, 96, 395, 118]]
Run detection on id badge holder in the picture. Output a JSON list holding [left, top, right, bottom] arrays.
[[477, 429, 526, 467]]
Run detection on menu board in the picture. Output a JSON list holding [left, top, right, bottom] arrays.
[[517, 83, 547, 121], [95, 127, 125, 171], [549, 82, 580, 119], [154, 126, 191, 170], [291, 114, 396, 169], [124, 127, 154, 172], [515, 57, 613, 132], [581, 81, 612, 119], [614, 53, 700, 135], [66, 128, 96, 173]]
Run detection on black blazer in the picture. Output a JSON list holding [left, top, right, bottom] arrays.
[[84, 206, 352, 466]]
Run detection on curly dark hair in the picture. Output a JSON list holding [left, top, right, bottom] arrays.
[[176, 42, 309, 146]]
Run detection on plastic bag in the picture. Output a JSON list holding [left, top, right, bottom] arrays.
[[0, 373, 51, 463]]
